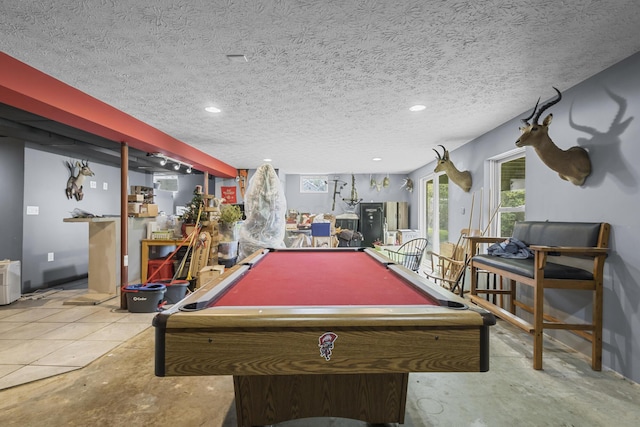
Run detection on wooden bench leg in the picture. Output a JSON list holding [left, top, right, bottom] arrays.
[[592, 279, 603, 370], [470, 265, 478, 297], [533, 277, 544, 370]]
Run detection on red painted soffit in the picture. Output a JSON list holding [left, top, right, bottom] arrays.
[[0, 52, 236, 178]]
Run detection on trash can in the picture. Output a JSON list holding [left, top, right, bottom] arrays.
[[124, 283, 166, 313], [152, 279, 189, 304]]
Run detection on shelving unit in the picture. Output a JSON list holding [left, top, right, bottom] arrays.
[[130, 186, 154, 204]]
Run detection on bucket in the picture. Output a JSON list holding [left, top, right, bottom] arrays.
[[152, 279, 189, 304], [124, 283, 166, 313]]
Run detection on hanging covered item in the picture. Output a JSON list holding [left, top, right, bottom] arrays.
[[238, 164, 287, 260]]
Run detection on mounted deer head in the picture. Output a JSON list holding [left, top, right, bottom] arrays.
[[433, 145, 472, 192], [516, 87, 591, 186], [65, 160, 94, 201]]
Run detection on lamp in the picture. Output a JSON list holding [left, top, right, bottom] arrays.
[[159, 157, 167, 166], [173, 163, 180, 171]]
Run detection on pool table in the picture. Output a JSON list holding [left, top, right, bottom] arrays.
[[153, 248, 495, 426]]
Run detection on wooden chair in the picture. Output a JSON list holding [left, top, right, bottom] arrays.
[[424, 229, 482, 295], [384, 238, 429, 272]]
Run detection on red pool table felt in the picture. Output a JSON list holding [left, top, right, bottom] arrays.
[[211, 250, 438, 307]]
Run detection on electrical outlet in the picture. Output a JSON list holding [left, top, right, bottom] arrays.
[[47, 252, 54, 262]]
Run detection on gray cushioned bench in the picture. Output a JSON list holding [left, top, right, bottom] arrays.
[[466, 221, 610, 370]]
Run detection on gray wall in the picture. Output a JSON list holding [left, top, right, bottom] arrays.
[[0, 137, 24, 261], [409, 52, 640, 383], [284, 173, 412, 216], [3, 145, 156, 292]]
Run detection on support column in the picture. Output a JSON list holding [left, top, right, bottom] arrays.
[[120, 143, 129, 309]]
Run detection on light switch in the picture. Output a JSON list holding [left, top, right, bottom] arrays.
[[90, 181, 97, 188], [26, 206, 39, 215], [103, 182, 108, 190]]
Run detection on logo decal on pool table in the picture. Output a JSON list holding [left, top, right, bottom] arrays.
[[318, 332, 338, 361]]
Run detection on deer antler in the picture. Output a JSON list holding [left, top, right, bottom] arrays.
[[521, 98, 540, 125], [532, 87, 562, 124], [433, 144, 449, 160]]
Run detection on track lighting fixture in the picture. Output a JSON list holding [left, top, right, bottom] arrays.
[[149, 152, 194, 173]]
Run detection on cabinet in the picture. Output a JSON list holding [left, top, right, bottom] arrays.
[[384, 202, 408, 230], [358, 202, 409, 247]]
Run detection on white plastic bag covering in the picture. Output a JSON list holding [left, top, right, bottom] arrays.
[[238, 164, 287, 259]]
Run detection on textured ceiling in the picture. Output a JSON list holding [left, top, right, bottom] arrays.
[[1, 0, 639, 175]]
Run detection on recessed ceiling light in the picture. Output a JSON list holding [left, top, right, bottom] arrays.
[[409, 105, 426, 112], [372, 157, 382, 161], [263, 158, 272, 162], [205, 106, 221, 113]]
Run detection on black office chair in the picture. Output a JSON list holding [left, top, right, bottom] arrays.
[[384, 238, 429, 272]]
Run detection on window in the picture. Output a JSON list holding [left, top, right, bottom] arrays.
[[300, 175, 328, 193], [153, 174, 179, 192], [489, 150, 526, 236]]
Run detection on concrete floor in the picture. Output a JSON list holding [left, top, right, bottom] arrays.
[[1, 290, 639, 426]]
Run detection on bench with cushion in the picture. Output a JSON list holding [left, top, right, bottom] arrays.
[[466, 221, 610, 370]]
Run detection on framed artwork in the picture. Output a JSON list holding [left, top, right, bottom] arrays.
[[300, 175, 328, 193]]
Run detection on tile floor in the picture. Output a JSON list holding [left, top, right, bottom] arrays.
[[0, 279, 155, 390]]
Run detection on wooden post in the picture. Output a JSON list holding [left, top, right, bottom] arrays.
[[120, 143, 129, 309]]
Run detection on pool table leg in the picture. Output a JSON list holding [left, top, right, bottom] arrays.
[[233, 373, 408, 427]]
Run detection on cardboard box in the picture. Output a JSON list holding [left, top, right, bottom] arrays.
[[197, 265, 225, 288], [128, 194, 144, 202], [397, 229, 420, 244], [141, 204, 158, 216], [127, 202, 142, 214]]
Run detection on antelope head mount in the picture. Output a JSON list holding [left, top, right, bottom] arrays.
[[433, 145, 472, 192], [516, 87, 591, 186], [65, 160, 94, 201]]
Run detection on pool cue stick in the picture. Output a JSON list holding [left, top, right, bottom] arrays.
[[452, 192, 475, 256], [175, 204, 203, 280], [145, 233, 192, 284], [483, 202, 502, 236], [185, 204, 206, 281]]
